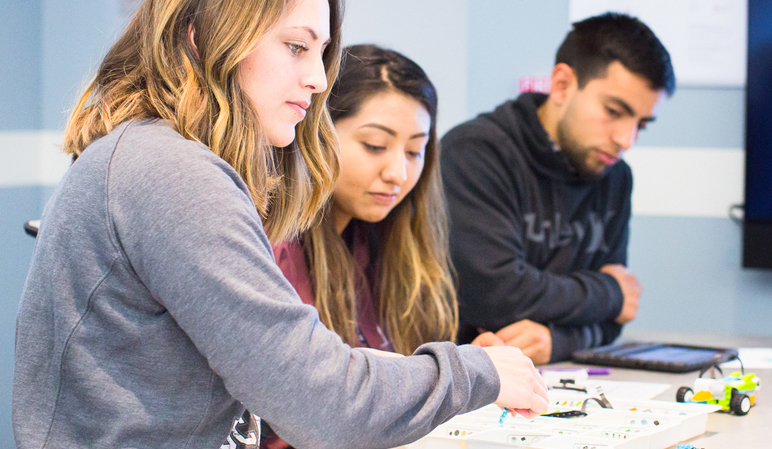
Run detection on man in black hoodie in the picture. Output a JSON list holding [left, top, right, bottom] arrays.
[[441, 13, 675, 364]]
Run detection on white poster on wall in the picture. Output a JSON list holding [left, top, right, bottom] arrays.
[[569, 0, 747, 87]]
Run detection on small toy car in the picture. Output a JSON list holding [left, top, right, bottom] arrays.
[[675, 359, 760, 416]]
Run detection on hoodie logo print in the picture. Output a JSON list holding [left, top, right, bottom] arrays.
[[524, 211, 614, 253]]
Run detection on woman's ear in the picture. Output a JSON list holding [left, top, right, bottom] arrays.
[[188, 23, 199, 56], [548, 63, 577, 107]]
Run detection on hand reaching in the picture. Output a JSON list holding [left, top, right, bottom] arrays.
[[481, 346, 549, 418]]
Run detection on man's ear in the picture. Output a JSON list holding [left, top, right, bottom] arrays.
[[188, 23, 199, 56], [548, 63, 576, 106]]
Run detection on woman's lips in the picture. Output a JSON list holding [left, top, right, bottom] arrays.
[[287, 101, 308, 118], [368, 192, 398, 205]]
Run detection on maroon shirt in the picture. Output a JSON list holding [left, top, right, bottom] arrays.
[[262, 224, 392, 449], [273, 223, 392, 352]]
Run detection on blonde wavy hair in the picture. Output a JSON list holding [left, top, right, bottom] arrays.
[[304, 45, 458, 355], [62, 0, 343, 242]]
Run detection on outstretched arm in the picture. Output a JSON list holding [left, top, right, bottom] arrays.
[[111, 132, 546, 448]]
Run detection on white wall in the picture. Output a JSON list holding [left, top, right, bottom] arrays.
[[341, 0, 469, 137]]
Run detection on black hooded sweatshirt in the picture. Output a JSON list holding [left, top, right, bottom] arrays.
[[441, 93, 630, 362]]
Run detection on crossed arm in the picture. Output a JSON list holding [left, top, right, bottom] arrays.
[[442, 132, 640, 364]]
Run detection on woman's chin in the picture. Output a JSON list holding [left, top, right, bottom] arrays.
[[268, 130, 297, 148], [356, 210, 392, 224]]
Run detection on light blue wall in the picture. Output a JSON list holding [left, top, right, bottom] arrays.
[[40, 0, 129, 129], [628, 216, 772, 334], [466, 0, 569, 119], [0, 0, 42, 131]]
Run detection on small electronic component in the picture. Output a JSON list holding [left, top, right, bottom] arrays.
[[541, 410, 588, 418]]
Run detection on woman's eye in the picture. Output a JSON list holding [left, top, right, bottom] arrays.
[[288, 43, 306, 56], [407, 151, 423, 159], [363, 143, 386, 152]]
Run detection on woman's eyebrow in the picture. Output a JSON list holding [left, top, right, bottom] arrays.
[[359, 123, 397, 136], [289, 26, 331, 45], [359, 124, 428, 140]]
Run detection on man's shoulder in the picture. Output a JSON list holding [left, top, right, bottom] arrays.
[[442, 114, 497, 143], [442, 109, 526, 156]]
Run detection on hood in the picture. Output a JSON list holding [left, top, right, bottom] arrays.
[[484, 92, 585, 183]]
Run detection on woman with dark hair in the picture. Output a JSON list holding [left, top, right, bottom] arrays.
[[289, 44, 457, 356], [260, 44, 511, 448]]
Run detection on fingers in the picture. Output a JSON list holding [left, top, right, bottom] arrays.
[[484, 346, 550, 416], [511, 408, 538, 419], [471, 331, 505, 347], [602, 265, 642, 324], [521, 344, 549, 364], [532, 367, 549, 401], [495, 320, 552, 365], [494, 320, 529, 341], [530, 391, 549, 415], [509, 374, 549, 418], [500, 328, 540, 349]]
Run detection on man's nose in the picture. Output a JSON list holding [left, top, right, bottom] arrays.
[[613, 121, 639, 151]]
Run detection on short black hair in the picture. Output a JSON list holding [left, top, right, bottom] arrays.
[[556, 12, 675, 96]]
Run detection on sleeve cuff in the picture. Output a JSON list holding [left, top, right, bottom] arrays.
[[456, 344, 501, 411]]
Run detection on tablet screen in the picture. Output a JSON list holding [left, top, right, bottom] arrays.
[[624, 346, 723, 364], [572, 342, 738, 373]]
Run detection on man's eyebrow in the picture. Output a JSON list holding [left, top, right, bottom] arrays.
[[607, 96, 656, 122], [290, 26, 331, 45]]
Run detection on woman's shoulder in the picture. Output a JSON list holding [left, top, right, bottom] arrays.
[[116, 119, 221, 166], [103, 119, 252, 202]]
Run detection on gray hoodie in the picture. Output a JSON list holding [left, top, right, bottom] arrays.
[[13, 119, 498, 449]]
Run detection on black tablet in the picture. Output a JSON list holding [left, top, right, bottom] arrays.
[[572, 342, 738, 373]]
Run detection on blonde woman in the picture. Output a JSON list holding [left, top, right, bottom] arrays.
[[12, 1, 548, 448]]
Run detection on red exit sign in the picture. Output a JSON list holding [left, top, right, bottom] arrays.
[[519, 76, 551, 93]]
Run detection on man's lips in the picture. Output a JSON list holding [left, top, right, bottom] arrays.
[[595, 149, 620, 165]]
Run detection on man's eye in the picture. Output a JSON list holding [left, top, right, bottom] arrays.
[[605, 107, 622, 118]]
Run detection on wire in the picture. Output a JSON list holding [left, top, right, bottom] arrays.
[[728, 204, 744, 225]]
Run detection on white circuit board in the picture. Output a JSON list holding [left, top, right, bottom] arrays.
[[406, 390, 720, 449]]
